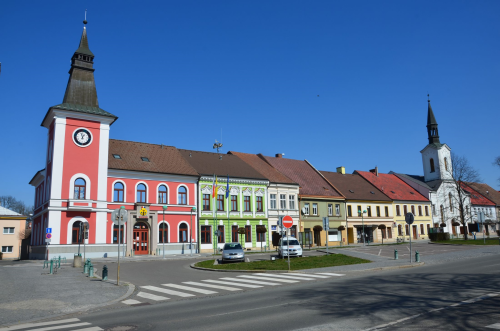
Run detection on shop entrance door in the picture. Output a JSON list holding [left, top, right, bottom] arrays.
[[412, 225, 418, 239], [133, 222, 149, 255]]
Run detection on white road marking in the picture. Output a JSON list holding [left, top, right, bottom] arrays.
[[219, 277, 281, 286], [378, 249, 382, 256], [0, 319, 81, 331], [315, 273, 345, 276], [122, 299, 142, 305], [29, 323, 92, 331], [202, 279, 263, 288], [72, 328, 103, 331], [292, 273, 330, 278], [256, 274, 316, 280], [486, 323, 500, 329], [137, 291, 169, 301], [237, 275, 298, 283], [182, 281, 242, 291], [161, 283, 218, 295], [141, 285, 195, 297]]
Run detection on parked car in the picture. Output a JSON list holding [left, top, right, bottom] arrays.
[[221, 242, 245, 263], [278, 236, 302, 258]]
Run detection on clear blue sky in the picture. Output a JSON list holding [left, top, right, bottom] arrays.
[[1, 1, 499, 206]]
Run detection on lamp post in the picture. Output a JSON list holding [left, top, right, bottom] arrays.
[[162, 205, 167, 259], [190, 207, 196, 256], [358, 209, 367, 246]]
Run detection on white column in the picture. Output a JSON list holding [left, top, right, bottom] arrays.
[[97, 123, 110, 208], [252, 189, 256, 218], [48, 210, 62, 245], [51, 117, 66, 205], [95, 211, 107, 244]]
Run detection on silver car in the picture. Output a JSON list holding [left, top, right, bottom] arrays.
[[221, 243, 245, 263]]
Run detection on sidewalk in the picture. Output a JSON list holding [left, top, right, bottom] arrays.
[[0, 261, 131, 327]]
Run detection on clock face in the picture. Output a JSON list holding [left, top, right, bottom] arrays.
[[73, 128, 92, 147]]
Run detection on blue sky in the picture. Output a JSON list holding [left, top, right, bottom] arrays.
[[1, 1, 499, 206]]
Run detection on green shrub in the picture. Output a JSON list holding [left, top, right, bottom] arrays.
[[429, 232, 450, 241]]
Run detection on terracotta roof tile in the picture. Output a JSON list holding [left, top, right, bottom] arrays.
[[229, 151, 297, 184], [178, 150, 267, 180], [321, 171, 391, 201], [461, 183, 495, 206], [261, 155, 342, 197], [356, 171, 429, 202], [108, 139, 198, 176], [465, 182, 500, 206]]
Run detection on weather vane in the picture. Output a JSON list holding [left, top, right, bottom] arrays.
[[213, 140, 223, 153]]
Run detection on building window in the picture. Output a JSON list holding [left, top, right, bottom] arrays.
[[158, 185, 168, 204], [159, 223, 168, 243], [403, 205, 408, 215], [201, 226, 211, 244], [231, 195, 238, 211], [217, 195, 224, 211], [1, 246, 13, 253], [347, 205, 352, 217], [405, 224, 410, 236], [178, 187, 187, 205], [256, 197, 263, 212], [113, 225, 124, 244], [411, 205, 415, 215], [72, 221, 84, 244], [398, 224, 402, 236], [432, 205, 436, 215], [376, 206, 381, 217], [420, 224, 425, 235], [449, 193, 454, 212], [440, 205, 444, 222], [245, 225, 252, 242], [232, 225, 238, 242], [3, 227, 14, 234], [289, 195, 295, 210], [357, 205, 362, 216], [444, 157, 449, 171], [218, 225, 225, 243], [270, 194, 276, 209], [203, 194, 210, 211], [425, 206, 429, 216], [430, 158, 435, 172], [256, 225, 266, 242], [427, 224, 431, 233], [328, 204, 333, 216], [396, 205, 401, 216], [290, 225, 297, 237], [418, 206, 423, 216], [335, 204, 340, 216], [74, 178, 86, 200], [312, 203, 318, 215], [114, 182, 124, 202], [385, 206, 389, 217], [179, 223, 188, 242], [304, 203, 310, 215], [387, 227, 392, 239], [137, 184, 147, 203], [367, 206, 372, 217], [280, 194, 286, 210], [244, 196, 251, 212]]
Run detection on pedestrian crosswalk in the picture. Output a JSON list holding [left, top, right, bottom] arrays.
[[123, 272, 345, 305], [0, 318, 102, 331]]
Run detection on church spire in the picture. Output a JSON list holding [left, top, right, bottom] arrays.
[[426, 94, 440, 145]]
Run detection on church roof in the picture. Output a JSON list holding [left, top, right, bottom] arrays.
[[75, 24, 94, 56], [356, 171, 429, 202]]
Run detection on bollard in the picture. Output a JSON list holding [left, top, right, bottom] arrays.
[[89, 264, 94, 277], [102, 265, 108, 280], [84, 260, 89, 274], [49, 260, 54, 274], [394, 249, 398, 260], [415, 251, 420, 263], [131, 249, 135, 257]]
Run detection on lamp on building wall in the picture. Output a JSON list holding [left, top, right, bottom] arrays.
[[190, 206, 196, 256], [358, 209, 367, 246], [162, 205, 167, 259]]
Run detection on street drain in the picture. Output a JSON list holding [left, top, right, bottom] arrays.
[[106, 326, 137, 331]]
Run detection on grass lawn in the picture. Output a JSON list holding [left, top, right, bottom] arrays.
[[434, 238, 499, 245], [195, 253, 371, 271]]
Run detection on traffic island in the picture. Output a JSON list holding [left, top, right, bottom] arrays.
[[193, 254, 370, 271], [430, 238, 500, 245]]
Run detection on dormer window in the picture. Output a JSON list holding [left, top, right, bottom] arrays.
[[410, 192, 415, 195], [141, 157, 149, 162], [112, 154, 121, 159], [349, 190, 354, 193], [370, 191, 375, 194]]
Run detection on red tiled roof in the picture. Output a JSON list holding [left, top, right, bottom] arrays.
[[461, 183, 495, 206], [260, 155, 342, 198], [321, 171, 391, 201], [356, 171, 429, 202], [465, 182, 500, 206], [229, 151, 297, 185]]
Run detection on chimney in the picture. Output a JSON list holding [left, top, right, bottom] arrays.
[[369, 167, 379, 176], [336, 166, 345, 174], [275, 153, 282, 158]]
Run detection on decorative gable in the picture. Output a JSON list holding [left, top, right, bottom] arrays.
[[255, 188, 264, 197], [242, 188, 252, 196], [201, 185, 212, 195]]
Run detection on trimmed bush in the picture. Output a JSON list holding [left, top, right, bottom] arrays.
[[429, 232, 450, 241]]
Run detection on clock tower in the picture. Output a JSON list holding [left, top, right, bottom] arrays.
[[40, 19, 117, 246]]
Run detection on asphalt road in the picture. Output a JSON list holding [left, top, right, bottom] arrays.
[[77, 250, 500, 331]]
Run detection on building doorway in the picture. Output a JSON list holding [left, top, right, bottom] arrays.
[[356, 226, 373, 243], [412, 225, 418, 239], [133, 222, 149, 255]]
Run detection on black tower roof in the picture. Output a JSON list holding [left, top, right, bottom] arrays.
[[426, 96, 440, 146]]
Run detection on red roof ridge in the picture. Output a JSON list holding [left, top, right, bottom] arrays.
[[109, 138, 175, 148]]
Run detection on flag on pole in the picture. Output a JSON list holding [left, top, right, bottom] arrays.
[[225, 174, 229, 199], [213, 174, 218, 197]]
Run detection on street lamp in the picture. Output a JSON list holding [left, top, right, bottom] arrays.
[[162, 205, 167, 259], [190, 207, 196, 256], [358, 209, 367, 246]]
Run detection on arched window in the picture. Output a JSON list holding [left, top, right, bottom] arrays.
[[113, 224, 124, 244], [159, 223, 169, 243], [179, 223, 188, 242], [178, 186, 187, 205], [158, 185, 168, 204], [430, 158, 435, 173], [440, 205, 444, 223], [114, 182, 124, 202], [444, 157, 448, 171], [72, 221, 84, 244], [74, 178, 86, 199], [137, 184, 147, 203], [449, 193, 453, 212]]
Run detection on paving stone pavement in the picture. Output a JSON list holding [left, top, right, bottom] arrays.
[[0, 262, 129, 327]]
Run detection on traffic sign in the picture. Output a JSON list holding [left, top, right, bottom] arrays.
[[405, 212, 414, 225], [282, 215, 293, 229], [45, 239, 51, 243], [112, 208, 128, 225], [46, 228, 52, 234], [46, 233, 52, 239], [478, 211, 485, 223], [322, 217, 330, 230]]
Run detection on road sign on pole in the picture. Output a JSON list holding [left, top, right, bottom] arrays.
[[282, 215, 293, 229], [46, 233, 52, 239], [323, 217, 329, 255], [479, 212, 486, 244], [405, 213, 414, 263], [46, 228, 52, 234]]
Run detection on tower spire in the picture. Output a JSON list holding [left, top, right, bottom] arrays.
[[426, 95, 440, 145]]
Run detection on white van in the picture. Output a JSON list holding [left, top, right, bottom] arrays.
[[278, 236, 303, 258]]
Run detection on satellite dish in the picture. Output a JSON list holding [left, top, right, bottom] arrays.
[[301, 207, 306, 214]]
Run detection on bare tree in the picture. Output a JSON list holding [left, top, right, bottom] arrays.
[[0, 195, 33, 216], [494, 156, 500, 183]]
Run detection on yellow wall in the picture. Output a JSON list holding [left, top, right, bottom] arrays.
[[0, 217, 26, 260], [392, 202, 432, 240]]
